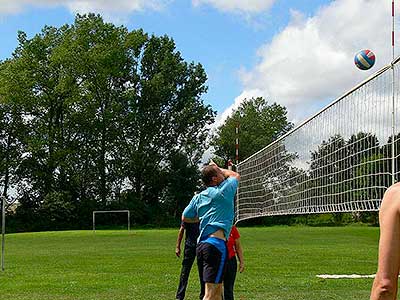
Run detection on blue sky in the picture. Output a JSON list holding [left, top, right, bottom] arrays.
[[0, 0, 397, 124]]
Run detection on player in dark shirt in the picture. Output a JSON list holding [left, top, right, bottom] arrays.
[[175, 221, 205, 300]]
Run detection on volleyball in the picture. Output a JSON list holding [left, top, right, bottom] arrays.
[[354, 49, 375, 70]]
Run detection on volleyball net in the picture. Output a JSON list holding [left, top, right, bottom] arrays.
[[236, 58, 400, 222]]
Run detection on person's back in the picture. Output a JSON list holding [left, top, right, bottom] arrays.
[[192, 176, 237, 242]]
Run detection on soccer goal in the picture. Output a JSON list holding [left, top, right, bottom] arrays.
[[236, 57, 400, 223], [92, 210, 130, 232]]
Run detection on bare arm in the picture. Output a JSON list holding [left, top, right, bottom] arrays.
[[370, 184, 400, 300], [209, 160, 240, 181], [235, 238, 245, 273], [220, 168, 240, 181], [175, 225, 185, 258]]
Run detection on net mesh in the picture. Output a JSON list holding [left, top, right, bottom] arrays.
[[236, 59, 400, 222]]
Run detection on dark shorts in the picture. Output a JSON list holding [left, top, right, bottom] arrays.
[[196, 237, 227, 284]]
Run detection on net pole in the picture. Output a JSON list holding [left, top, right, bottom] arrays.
[[127, 211, 130, 232], [1, 195, 5, 271], [393, 0, 395, 61], [235, 123, 239, 166], [392, 0, 396, 185], [234, 123, 239, 222]]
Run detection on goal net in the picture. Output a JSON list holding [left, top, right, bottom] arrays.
[[92, 210, 130, 232], [236, 58, 400, 222]]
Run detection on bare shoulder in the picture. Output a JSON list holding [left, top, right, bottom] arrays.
[[381, 183, 400, 211], [385, 183, 400, 198]]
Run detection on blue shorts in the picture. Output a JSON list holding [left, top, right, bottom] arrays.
[[196, 237, 227, 284]]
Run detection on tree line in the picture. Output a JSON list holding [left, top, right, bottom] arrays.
[[0, 14, 217, 231], [0, 14, 313, 231]]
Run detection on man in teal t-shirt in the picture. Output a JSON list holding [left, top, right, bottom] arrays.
[[182, 161, 240, 300]]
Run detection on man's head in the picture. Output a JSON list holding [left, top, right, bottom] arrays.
[[201, 165, 225, 187]]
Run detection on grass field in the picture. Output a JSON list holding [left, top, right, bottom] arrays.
[[0, 226, 380, 300]]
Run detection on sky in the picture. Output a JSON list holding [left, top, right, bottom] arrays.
[[0, 0, 399, 127]]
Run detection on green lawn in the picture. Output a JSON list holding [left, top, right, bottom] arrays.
[[0, 226, 380, 300]]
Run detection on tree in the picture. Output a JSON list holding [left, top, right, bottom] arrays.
[[118, 29, 214, 211], [308, 132, 383, 223], [0, 59, 28, 203], [212, 97, 292, 163], [163, 151, 200, 220], [0, 14, 215, 231], [4, 25, 86, 228]]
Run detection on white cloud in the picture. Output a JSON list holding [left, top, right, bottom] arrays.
[[214, 88, 263, 127], [192, 0, 275, 14], [0, 0, 170, 22], [65, 0, 168, 14], [220, 0, 396, 125]]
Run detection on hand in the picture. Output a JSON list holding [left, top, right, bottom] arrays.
[[175, 247, 181, 258], [209, 159, 217, 166], [239, 262, 245, 273]]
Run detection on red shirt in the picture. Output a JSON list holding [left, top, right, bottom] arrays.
[[227, 226, 240, 259]]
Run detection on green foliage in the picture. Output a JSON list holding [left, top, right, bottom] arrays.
[[307, 132, 391, 215], [163, 152, 200, 219], [212, 97, 293, 163], [254, 131, 388, 227], [239, 212, 377, 227], [0, 14, 215, 231], [0, 60, 28, 204], [40, 191, 76, 229]]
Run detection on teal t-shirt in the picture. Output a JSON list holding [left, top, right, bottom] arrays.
[[182, 177, 239, 242]]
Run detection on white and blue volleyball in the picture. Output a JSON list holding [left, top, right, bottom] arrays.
[[354, 49, 376, 70]]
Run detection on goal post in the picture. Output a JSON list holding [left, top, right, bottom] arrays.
[[92, 210, 130, 233], [1, 195, 5, 272], [236, 57, 400, 223]]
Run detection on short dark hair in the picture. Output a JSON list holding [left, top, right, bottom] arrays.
[[201, 165, 218, 186]]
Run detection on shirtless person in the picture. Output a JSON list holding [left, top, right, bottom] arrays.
[[371, 183, 400, 300]]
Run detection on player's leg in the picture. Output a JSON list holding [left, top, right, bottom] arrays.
[[198, 237, 227, 300], [223, 257, 237, 300], [197, 244, 205, 300], [371, 184, 400, 300], [197, 256, 206, 300], [204, 283, 223, 300], [176, 245, 196, 300]]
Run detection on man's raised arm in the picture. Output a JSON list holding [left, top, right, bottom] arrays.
[[209, 160, 240, 181]]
